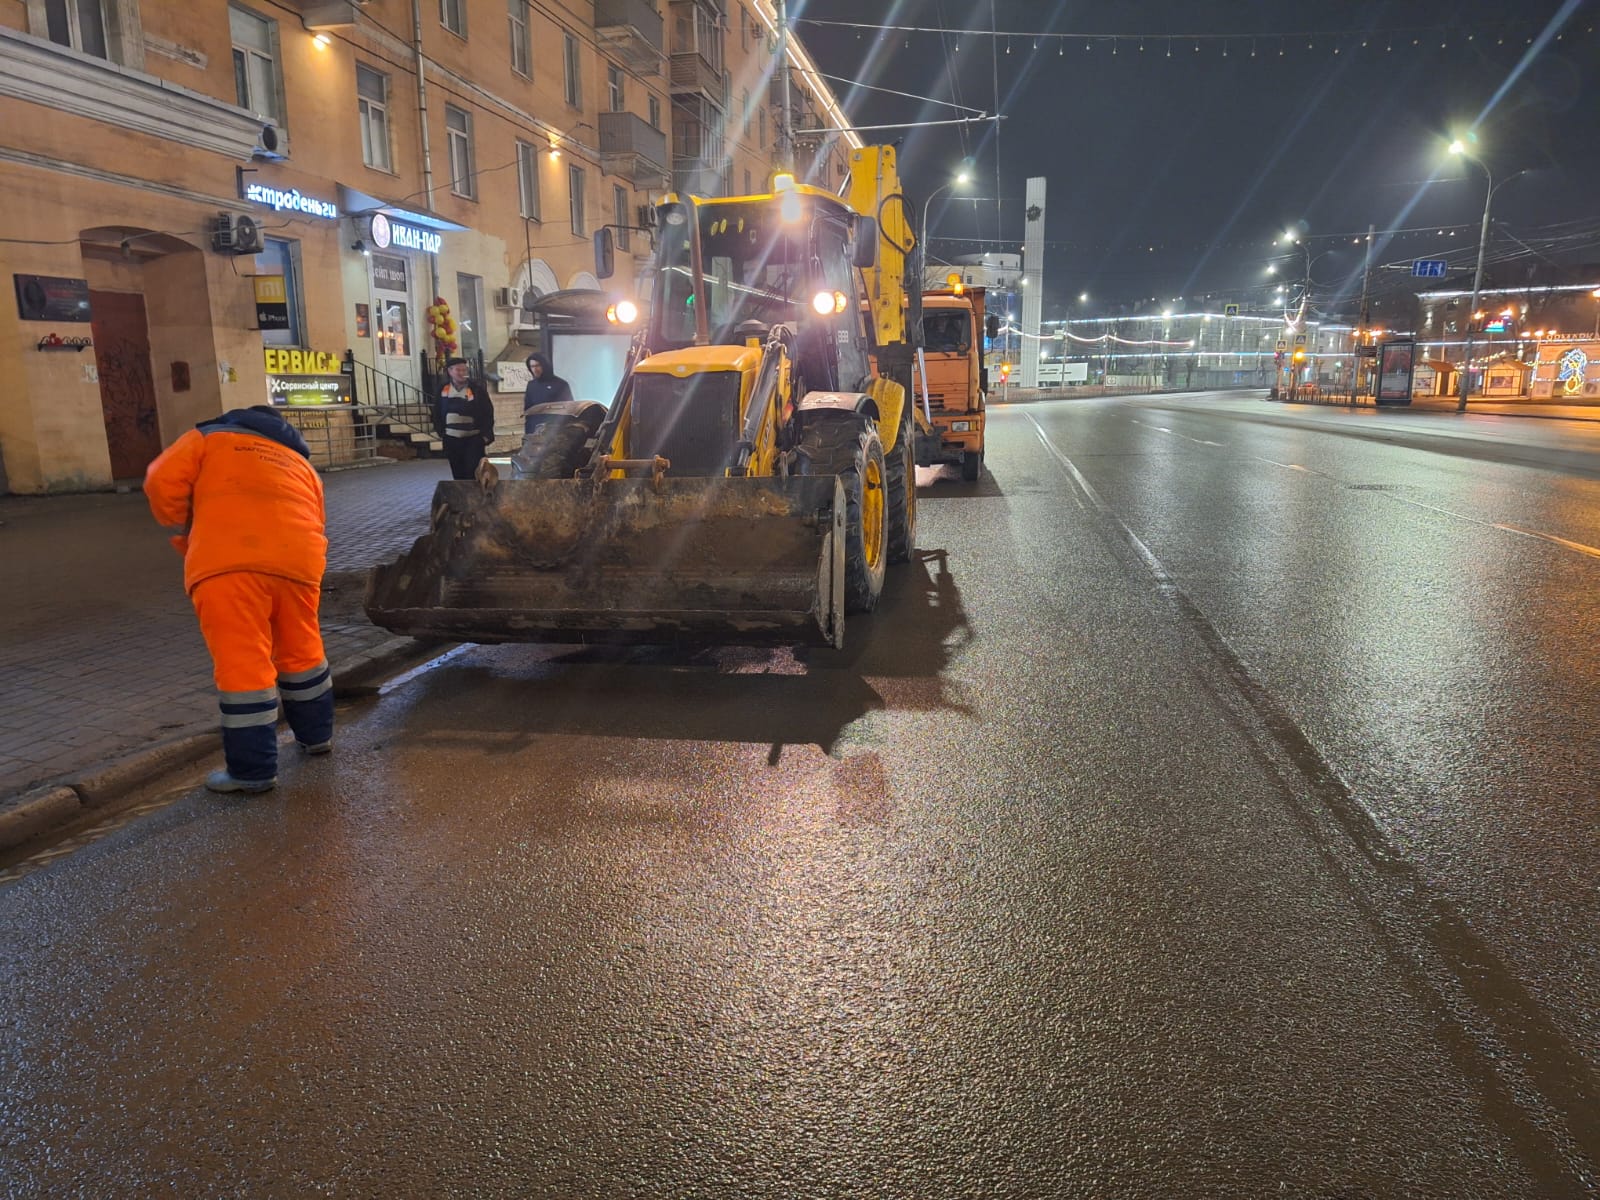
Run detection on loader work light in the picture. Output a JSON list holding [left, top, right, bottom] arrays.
[[812, 290, 837, 315], [607, 299, 639, 325]]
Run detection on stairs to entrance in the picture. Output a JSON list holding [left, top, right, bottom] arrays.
[[353, 362, 442, 457]]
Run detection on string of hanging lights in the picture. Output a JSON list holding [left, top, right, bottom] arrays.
[[797, 16, 1596, 58]]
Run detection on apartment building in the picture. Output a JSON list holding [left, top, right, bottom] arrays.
[[0, 0, 855, 492]]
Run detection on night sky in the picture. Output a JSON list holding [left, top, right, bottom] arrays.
[[793, 0, 1600, 318]]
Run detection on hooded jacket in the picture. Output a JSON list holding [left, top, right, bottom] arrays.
[[144, 406, 327, 594], [522, 353, 574, 414]]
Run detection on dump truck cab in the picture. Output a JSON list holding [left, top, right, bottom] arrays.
[[914, 287, 988, 481]]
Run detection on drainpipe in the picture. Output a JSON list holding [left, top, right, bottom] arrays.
[[411, 0, 436, 211], [410, 0, 440, 314], [778, 0, 794, 174]]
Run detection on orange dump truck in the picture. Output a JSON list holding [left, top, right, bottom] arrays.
[[913, 287, 993, 481]]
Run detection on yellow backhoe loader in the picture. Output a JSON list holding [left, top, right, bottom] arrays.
[[365, 146, 921, 649]]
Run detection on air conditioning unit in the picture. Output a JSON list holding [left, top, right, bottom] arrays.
[[252, 121, 287, 161], [211, 212, 264, 255], [494, 286, 524, 310], [636, 204, 659, 229]]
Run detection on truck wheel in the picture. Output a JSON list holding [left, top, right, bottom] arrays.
[[885, 408, 916, 564], [960, 450, 984, 482], [801, 414, 888, 613]]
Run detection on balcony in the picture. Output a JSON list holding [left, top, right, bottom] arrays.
[[670, 49, 722, 105], [594, 0, 665, 74], [600, 110, 669, 188]]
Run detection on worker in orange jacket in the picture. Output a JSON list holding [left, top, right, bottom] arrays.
[[144, 405, 332, 793]]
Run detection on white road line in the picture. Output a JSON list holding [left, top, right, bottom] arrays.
[[1492, 524, 1600, 559]]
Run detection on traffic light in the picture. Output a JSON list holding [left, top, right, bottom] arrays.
[[999, 362, 1012, 381], [1292, 349, 1306, 363]]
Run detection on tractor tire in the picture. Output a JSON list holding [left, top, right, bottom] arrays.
[[960, 449, 984, 482], [885, 407, 916, 564], [512, 417, 592, 480], [801, 414, 888, 613]]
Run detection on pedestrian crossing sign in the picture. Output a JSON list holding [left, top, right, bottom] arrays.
[[1224, 304, 1239, 317]]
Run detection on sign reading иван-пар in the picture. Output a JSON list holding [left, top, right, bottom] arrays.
[[264, 348, 352, 405]]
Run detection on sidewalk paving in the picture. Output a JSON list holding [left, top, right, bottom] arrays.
[[4, 390, 1597, 844], [0, 459, 450, 813]]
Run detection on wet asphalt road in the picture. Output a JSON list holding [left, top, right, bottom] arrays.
[[3, 391, 1598, 1197]]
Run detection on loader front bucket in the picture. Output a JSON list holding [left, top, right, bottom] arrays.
[[365, 476, 847, 648]]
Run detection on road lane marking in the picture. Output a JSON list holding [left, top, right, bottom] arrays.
[[1132, 417, 1228, 447], [1492, 524, 1600, 559]]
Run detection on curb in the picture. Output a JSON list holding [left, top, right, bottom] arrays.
[[0, 634, 446, 856], [0, 785, 81, 848]]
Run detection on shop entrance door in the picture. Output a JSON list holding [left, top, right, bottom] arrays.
[[369, 251, 419, 397], [89, 289, 161, 479]]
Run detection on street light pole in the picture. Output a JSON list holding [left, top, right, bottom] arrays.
[[1455, 148, 1494, 412], [918, 174, 968, 290]]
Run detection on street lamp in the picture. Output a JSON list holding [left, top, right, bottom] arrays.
[[919, 171, 969, 288], [1447, 139, 1532, 411], [1448, 137, 1494, 411]]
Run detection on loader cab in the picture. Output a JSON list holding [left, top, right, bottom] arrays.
[[648, 193, 872, 394]]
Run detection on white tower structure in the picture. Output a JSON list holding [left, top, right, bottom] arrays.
[[1018, 176, 1047, 388]]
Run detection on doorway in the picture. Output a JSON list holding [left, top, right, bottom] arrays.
[[89, 290, 161, 479], [369, 251, 418, 394]]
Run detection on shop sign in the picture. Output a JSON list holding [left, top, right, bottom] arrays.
[[370, 212, 441, 254], [265, 346, 353, 404], [265, 348, 345, 375], [254, 275, 289, 330], [243, 183, 338, 219], [268, 374, 352, 405], [371, 253, 408, 292]]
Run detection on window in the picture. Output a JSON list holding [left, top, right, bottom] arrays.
[[516, 141, 542, 220], [456, 273, 484, 361], [563, 32, 581, 108], [445, 105, 475, 198], [741, 88, 750, 138], [613, 186, 629, 251], [259, 238, 304, 348], [507, 0, 529, 77], [648, 95, 661, 130], [440, 0, 465, 37], [356, 65, 391, 171], [568, 164, 586, 235], [230, 5, 281, 123], [45, 0, 108, 58], [743, 169, 751, 195], [607, 64, 625, 113]]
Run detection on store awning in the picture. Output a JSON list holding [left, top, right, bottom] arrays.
[[336, 185, 470, 232]]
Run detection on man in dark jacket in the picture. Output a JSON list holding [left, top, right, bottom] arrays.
[[521, 353, 574, 433], [435, 356, 496, 480]]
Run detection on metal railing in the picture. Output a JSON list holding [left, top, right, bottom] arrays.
[[350, 359, 438, 456]]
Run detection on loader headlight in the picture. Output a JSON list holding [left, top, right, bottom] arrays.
[[812, 290, 836, 316], [607, 299, 639, 325]]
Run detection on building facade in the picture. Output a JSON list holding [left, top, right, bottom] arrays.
[[0, 0, 854, 493]]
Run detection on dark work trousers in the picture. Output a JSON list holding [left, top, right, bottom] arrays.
[[444, 435, 487, 480]]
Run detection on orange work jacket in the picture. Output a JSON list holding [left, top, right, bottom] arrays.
[[144, 420, 327, 594]]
